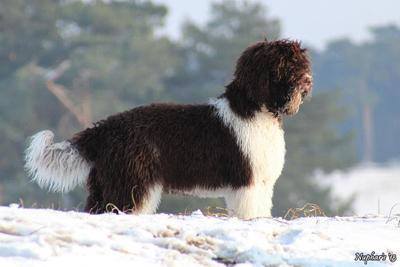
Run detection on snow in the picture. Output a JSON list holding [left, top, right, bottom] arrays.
[[0, 206, 399, 266], [315, 163, 400, 216]]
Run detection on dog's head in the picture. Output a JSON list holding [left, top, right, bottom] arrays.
[[227, 39, 312, 116]]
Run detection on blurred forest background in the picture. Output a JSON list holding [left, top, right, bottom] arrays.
[[0, 0, 399, 216]]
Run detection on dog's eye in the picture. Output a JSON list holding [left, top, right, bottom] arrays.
[[301, 91, 308, 98]]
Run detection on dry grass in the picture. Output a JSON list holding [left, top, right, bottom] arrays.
[[385, 203, 400, 227], [17, 197, 330, 222], [283, 203, 326, 220], [14, 198, 69, 211], [105, 203, 123, 213], [104, 187, 139, 214], [204, 206, 231, 217]]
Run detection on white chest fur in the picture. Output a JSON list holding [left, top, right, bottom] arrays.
[[210, 98, 286, 186]]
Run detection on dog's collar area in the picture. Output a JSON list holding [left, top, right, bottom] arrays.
[[210, 97, 282, 128]]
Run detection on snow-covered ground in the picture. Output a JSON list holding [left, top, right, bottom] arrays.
[[0, 206, 399, 267], [315, 163, 400, 216]]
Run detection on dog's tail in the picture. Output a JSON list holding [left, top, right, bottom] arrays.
[[25, 130, 92, 193]]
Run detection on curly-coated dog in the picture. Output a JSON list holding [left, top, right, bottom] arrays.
[[25, 39, 312, 219]]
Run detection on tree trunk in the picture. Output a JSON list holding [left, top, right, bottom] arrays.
[[362, 103, 373, 162]]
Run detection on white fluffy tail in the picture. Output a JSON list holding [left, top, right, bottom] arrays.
[[25, 130, 92, 193]]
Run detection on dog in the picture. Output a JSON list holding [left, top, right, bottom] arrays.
[[25, 39, 312, 219]]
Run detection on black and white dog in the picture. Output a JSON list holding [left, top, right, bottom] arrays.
[[25, 39, 312, 219]]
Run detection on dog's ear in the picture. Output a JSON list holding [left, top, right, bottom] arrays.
[[234, 42, 269, 102], [270, 40, 309, 82], [266, 40, 311, 113], [224, 42, 271, 117]]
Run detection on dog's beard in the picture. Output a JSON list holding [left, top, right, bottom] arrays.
[[283, 90, 303, 115]]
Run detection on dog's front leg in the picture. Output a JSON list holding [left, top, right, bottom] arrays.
[[224, 183, 274, 219]]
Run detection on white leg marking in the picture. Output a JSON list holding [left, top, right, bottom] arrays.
[[139, 184, 163, 214], [224, 185, 274, 219]]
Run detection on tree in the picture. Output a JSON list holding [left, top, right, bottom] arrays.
[[160, 0, 355, 216], [159, 0, 281, 213], [313, 25, 400, 163], [1, 0, 357, 216], [0, 0, 178, 208], [164, 0, 280, 102]]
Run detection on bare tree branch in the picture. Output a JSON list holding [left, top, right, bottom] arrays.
[[30, 60, 92, 128], [46, 81, 91, 127]]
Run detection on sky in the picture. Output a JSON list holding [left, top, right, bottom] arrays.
[[153, 0, 400, 50]]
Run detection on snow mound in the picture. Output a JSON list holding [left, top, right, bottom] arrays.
[[315, 163, 400, 216], [0, 206, 399, 267]]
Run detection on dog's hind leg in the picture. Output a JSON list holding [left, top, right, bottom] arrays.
[[127, 143, 163, 214], [84, 168, 105, 214], [137, 183, 163, 214], [100, 181, 162, 214], [88, 141, 163, 214]]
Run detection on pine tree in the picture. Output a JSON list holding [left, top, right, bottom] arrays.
[[313, 25, 400, 163], [0, 0, 177, 208], [160, 0, 356, 216]]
